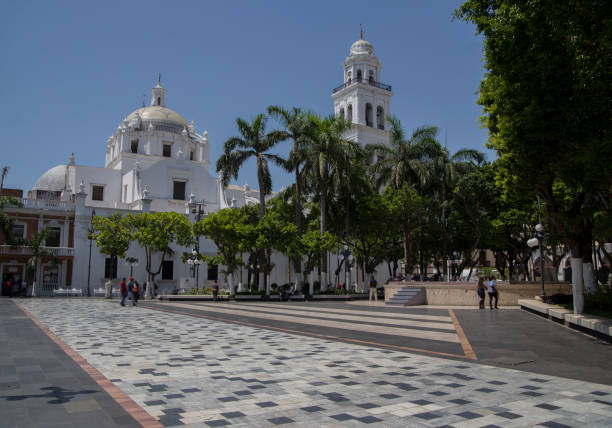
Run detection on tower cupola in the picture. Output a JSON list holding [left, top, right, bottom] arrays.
[[150, 74, 167, 107]]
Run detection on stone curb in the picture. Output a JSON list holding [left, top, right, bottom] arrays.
[[518, 299, 612, 342]]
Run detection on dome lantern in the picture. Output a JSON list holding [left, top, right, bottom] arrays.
[[150, 73, 167, 107]]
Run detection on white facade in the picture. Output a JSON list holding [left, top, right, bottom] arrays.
[[332, 33, 392, 148], [24, 36, 397, 295]]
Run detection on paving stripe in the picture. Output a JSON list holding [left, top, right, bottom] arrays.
[[241, 301, 452, 321], [168, 302, 460, 343], [448, 309, 477, 360], [13, 300, 163, 428], [183, 302, 456, 331], [146, 303, 471, 359]]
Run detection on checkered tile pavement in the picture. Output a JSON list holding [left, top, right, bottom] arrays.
[[20, 300, 612, 427]]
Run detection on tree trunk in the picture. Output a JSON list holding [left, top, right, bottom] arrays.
[[571, 256, 585, 314], [320, 184, 327, 291], [403, 227, 412, 280], [228, 272, 234, 296], [294, 167, 302, 276]]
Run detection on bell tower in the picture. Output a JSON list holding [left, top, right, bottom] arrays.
[[331, 30, 393, 147]]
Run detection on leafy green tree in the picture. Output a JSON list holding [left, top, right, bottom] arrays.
[[89, 213, 132, 283], [194, 208, 249, 296], [456, 1, 612, 303], [448, 166, 497, 279], [297, 228, 337, 295], [0, 196, 23, 245], [385, 185, 426, 279], [127, 212, 193, 299], [433, 147, 484, 279]]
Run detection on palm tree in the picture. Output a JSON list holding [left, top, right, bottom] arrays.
[[27, 229, 59, 296], [0, 166, 8, 193], [367, 116, 440, 191], [267, 106, 311, 279], [367, 116, 441, 279], [434, 147, 484, 280], [217, 114, 288, 219], [217, 114, 288, 292], [306, 114, 356, 290]]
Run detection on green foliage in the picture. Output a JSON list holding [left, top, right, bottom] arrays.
[[455, 0, 612, 255], [127, 211, 193, 280], [90, 213, 132, 269], [194, 208, 250, 277], [217, 114, 288, 218]]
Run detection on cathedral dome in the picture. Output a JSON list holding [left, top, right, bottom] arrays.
[[32, 165, 68, 192], [124, 106, 188, 134], [350, 38, 374, 56]]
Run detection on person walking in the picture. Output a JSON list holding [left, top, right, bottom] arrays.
[[127, 277, 136, 306], [477, 277, 486, 309], [120, 278, 128, 306], [212, 280, 219, 301], [487, 275, 498, 309], [368, 275, 378, 303], [133, 280, 139, 304]]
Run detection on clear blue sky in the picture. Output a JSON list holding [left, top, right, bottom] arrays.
[[1, 0, 490, 193]]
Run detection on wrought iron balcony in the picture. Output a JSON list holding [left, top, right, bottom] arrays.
[[332, 78, 392, 93]]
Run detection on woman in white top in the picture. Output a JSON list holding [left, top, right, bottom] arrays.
[[487, 276, 498, 309]]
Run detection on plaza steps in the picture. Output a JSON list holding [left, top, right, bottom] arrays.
[[386, 287, 425, 306]]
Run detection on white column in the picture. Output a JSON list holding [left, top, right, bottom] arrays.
[[570, 257, 584, 314]]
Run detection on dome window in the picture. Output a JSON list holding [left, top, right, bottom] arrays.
[[131, 140, 139, 154], [368, 70, 374, 83], [163, 143, 172, 158], [347, 104, 353, 122], [357, 70, 362, 82]]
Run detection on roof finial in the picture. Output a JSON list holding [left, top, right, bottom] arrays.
[[142, 94, 146, 107], [360, 24, 363, 40], [158, 73, 161, 86]]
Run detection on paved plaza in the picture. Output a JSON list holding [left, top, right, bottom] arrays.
[[2, 299, 612, 427]]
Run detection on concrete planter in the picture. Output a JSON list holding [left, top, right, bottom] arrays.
[[385, 281, 572, 306]]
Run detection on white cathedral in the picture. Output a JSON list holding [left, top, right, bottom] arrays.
[[1, 34, 393, 296]]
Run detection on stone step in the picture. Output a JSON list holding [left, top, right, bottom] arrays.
[[386, 287, 425, 306]]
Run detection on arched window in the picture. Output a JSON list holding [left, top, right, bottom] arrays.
[[368, 70, 374, 83], [339, 108, 345, 119], [347, 71, 352, 84], [347, 104, 353, 122], [365, 103, 373, 127], [157, 97, 161, 105], [376, 106, 384, 130], [357, 69, 362, 82]]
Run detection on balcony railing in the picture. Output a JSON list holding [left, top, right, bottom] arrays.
[[4, 198, 75, 211], [0, 245, 74, 257], [332, 79, 392, 93]]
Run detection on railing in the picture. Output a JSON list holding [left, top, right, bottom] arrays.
[[4, 198, 75, 211], [0, 245, 74, 257], [332, 79, 392, 93]]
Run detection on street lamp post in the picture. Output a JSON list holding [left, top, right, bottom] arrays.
[[339, 245, 353, 292], [188, 194, 207, 291], [86, 209, 96, 297], [125, 256, 138, 277], [527, 224, 546, 299], [187, 249, 203, 290]]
